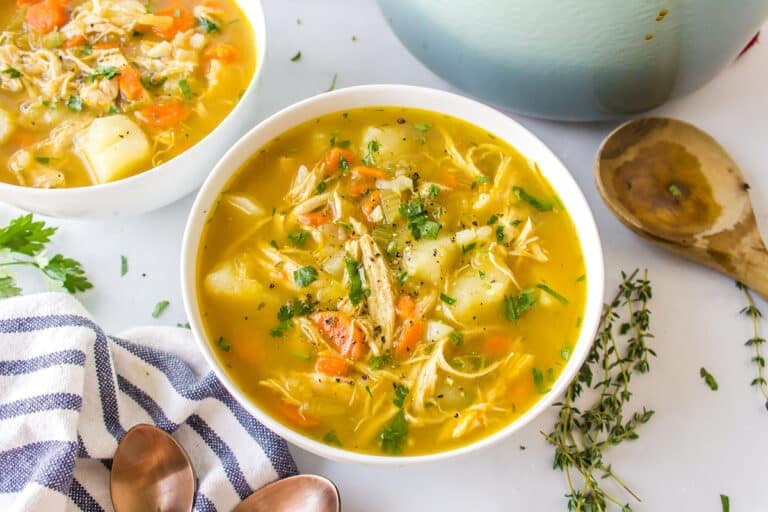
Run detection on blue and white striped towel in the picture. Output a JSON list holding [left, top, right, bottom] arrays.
[[0, 292, 297, 511]]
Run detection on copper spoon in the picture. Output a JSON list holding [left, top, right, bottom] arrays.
[[232, 474, 341, 512], [595, 117, 768, 299], [110, 424, 196, 512]]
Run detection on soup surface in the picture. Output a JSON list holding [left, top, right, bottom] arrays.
[[0, 0, 255, 188], [198, 107, 587, 456]]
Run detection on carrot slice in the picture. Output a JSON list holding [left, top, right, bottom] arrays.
[[137, 100, 191, 128], [276, 402, 318, 429], [204, 43, 239, 62], [395, 319, 424, 359], [352, 166, 387, 179], [92, 42, 118, 50], [325, 147, 355, 172], [442, 173, 458, 188], [118, 66, 144, 100], [395, 294, 416, 319], [62, 35, 86, 48], [484, 335, 512, 359], [152, 5, 195, 40], [310, 312, 366, 361], [298, 211, 329, 226], [26, 0, 68, 34], [361, 190, 381, 220], [347, 179, 376, 197], [315, 356, 350, 377]]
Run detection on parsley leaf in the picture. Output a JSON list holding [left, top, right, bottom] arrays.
[[345, 257, 364, 306], [536, 283, 569, 304], [399, 198, 441, 240], [0, 276, 22, 298], [42, 255, 92, 293], [87, 66, 120, 83], [512, 186, 553, 212], [197, 16, 219, 32], [323, 430, 342, 446], [0, 214, 56, 256], [293, 266, 318, 287], [269, 321, 292, 338], [700, 367, 719, 391], [316, 181, 327, 194], [2, 67, 22, 79], [532, 367, 548, 393], [66, 95, 83, 112], [120, 255, 128, 276], [449, 331, 464, 346], [504, 288, 538, 323], [413, 122, 431, 143], [326, 72, 338, 92], [362, 139, 380, 166], [290, 50, 302, 62], [380, 410, 408, 454], [720, 494, 730, 512], [428, 184, 440, 198], [439, 293, 456, 305], [178, 79, 192, 100], [392, 383, 409, 408], [151, 300, 169, 318], [369, 354, 392, 370], [215, 336, 231, 352], [287, 230, 309, 247]]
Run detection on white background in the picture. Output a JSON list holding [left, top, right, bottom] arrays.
[[3, 1, 768, 510]]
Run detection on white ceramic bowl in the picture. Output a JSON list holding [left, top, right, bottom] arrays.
[[0, 1, 266, 218], [181, 85, 605, 464]]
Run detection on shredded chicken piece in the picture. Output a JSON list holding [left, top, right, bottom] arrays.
[[357, 235, 396, 350], [507, 217, 548, 262], [62, 0, 147, 41], [285, 162, 325, 205]]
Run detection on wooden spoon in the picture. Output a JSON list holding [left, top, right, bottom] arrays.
[[595, 117, 768, 299], [232, 475, 341, 512]]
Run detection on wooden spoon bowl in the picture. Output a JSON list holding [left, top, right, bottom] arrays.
[[595, 117, 768, 299]]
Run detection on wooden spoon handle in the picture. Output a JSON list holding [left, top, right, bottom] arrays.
[[731, 245, 768, 301]]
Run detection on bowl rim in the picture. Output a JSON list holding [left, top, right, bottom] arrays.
[[181, 84, 605, 465], [0, 0, 267, 201]]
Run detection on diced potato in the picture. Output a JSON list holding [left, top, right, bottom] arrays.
[[74, 115, 150, 183], [204, 256, 268, 302], [427, 320, 453, 342], [448, 264, 512, 324], [0, 107, 15, 145], [360, 125, 420, 165], [403, 236, 459, 284]]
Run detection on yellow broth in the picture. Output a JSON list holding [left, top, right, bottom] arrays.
[[0, 0, 255, 188], [197, 107, 587, 456]]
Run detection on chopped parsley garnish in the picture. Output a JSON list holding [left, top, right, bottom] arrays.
[[80, 43, 92, 56], [215, 336, 231, 352], [720, 494, 730, 512], [177, 322, 191, 329], [413, 122, 431, 143], [495, 225, 505, 243], [2, 67, 22, 79], [269, 239, 279, 249], [269, 322, 292, 338], [178, 79, 192, 100], [42, 99, 56, 109], [392, 383, 409, 408], [576, 274, 586, 282], [326, 72, 338, 92], [512, 186, 553, 212], [532, 367, 548, 393], [700, 367, 719, 391], [323, 430, 342, 446], [277, 297, 315, 323], [399, 198, 441, 240], [34, 156, 50, 165], [439, 293, 456, 305], [504, 288, 538, 323], [293, 266, 318, 287], [66, 95, 83, 112], [197, 16, 220, 32], [461, 242, 476, 254], [669, 183, 682, 198], [473, 175, 491, 185], [428, 184, 441, 198], [536, 283, 569, 304], [560, 345, 571, 361], [152, 300, 169, 318], [365, 385, 373, 398], [385, 240, 398, 257], [107, 105, 118, 115], [290, 50, 302, 62], [140, 75, 167, 90], [334, 220, 352, 232], [380, 410, 408, 454], [369, 354, 392, 370], [87, 66, 120, 83], [287, 230, 309, 247], [338, 154, 349, 173], [316, 181, 327, 194], [449, 331, 464, 346], [120, 255, 128, 276], [290, 351, 312, 361], [345, 257, 364, 305], [362, 139, 380, 166], [397, 271, 408, 284], [487, 214, 499, 225]]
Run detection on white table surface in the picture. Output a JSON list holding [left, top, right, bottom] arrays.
[[4, 1, 768, 510]]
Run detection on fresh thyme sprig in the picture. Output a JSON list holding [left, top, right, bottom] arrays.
[[543, 269, 655, 512], [736, 281, 768, 411], [0, 214, 92, 297]]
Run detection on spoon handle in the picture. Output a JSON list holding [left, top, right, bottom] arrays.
[[731, 245, 768, 301]]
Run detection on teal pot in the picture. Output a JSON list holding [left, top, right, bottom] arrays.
[[378, 0, 768, 120]]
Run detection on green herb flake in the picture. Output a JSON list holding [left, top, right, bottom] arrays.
[[323, 430, 342, 446], [177, 322, 190, 329], [66, 95, 83, 112], [107, 105, 118, 115], [392, 383, 409, 408], [536, 283, 569, 305], [87, 66, 120, 83], [379, 409, 408, 454], [449, 331, 464, 346], [345, 257, 365, 306], [487, 214, 499, 225], [2, 67, 22, 79], [197, 16, 220, 32], [576, 274, 586, 282], [369, 354, 391, 370], [269, 239, 279, 249], [495, 225, 505, 243], [428, 184, 440, 198], [269, 321, 292, 338], [287, 230, 309, 247], [290, 50, 302, 62], [700, 367, 719, 391], [512, 186, 553, 212], [669, 184, 682, 198], [439, 293, 457, 305], [362, 139, 380, 166], [560, 345, 571, 361], [532, 367, 548, 393], [80, 43, 93, 56], [316, 181, 327, 194], [473, 175, 491, 185], [178, 79, 192, 100], [461, 242, 476, 254], [120, 255, 128, 276], [293, 266, 318, 287], [215, 336, 231, 352], [152, 300, 169, 318], [334, 220, 352, 231], [35, 156, 50, 165], [364, 385, 373, 399], [326, 72, 338, 92], [399, 198, 441, 240], [413, 122, 431, 143], [291, 351, 312, 361], [720, 494, 730, 512], [504, 288, 538, 323]]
